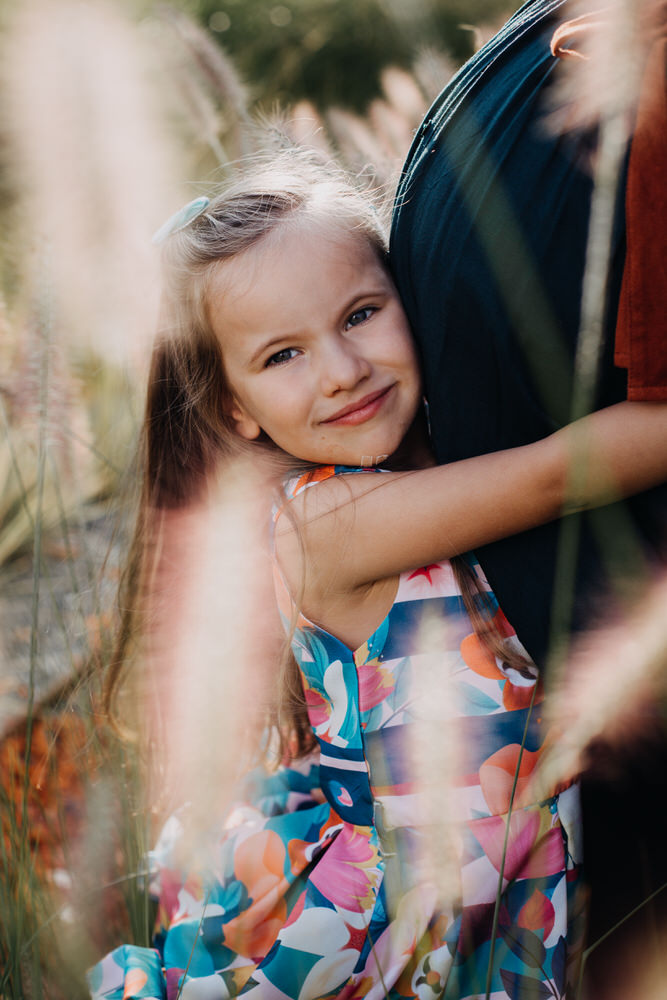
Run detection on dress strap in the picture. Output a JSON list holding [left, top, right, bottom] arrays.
[[282, 465, 337, 504], [274, 464, 383, 521]]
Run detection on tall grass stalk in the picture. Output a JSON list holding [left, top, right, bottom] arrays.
[[19, 262, 52, 1000], [484, 684, 538, 1000], [542, 5, 667, 994], [547, 101, 635, 675], [3, 4, 662, 997], [576, 881, 667, 999], [158, 5, 251, 166]]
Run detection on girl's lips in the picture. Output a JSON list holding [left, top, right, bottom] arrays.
[[321, 385, 394, 426]]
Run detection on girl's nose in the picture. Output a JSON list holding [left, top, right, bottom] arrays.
[[320, 339, 371, 395]]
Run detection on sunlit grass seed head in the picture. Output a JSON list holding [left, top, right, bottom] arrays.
[[540, 572, 667, 797], [2, 0, 183, 369], [545, 0, 646, 141]]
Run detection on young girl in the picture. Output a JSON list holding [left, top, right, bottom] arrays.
[[90, 157, 667, 1000]]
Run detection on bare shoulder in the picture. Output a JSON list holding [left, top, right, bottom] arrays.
[[274, 472, 402, 649], [273, 469, 405, 616], [274, 469, 396, 540]]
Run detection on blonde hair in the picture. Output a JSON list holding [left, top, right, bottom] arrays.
[[106, 153, 389, 756]]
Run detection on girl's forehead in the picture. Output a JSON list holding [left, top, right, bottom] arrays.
[[263, 212, 380, 259], [208, 215, 385, 301]]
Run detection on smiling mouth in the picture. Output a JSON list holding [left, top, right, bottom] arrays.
[[321, 385, 394, 426]]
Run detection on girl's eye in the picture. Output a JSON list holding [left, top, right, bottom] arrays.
[[265, 347, 298, 367], [345, 306, 376, 329]]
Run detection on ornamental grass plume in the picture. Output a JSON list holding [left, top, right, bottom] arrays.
[[156, 3, 251, 164], [539, 575, 667, 998], [379, 67, 429, 130], [135, 455, 285, 858], [540, 573, 667, 795], [412, 47, 457, 103], [543, 0, 662, 676], [409, 608, 463, 920], [283, 101, 336, 159], [545, 0, 645, 140], [2, 0, 182, 369], [367, 98, 417, 163], [325, 107, 392, 177], [0, 3, 186, 992], [0, 305, 98, 568]]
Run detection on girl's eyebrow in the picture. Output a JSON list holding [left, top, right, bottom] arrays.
[[339, 284, 388, 317], [248, 334, 297, 365]]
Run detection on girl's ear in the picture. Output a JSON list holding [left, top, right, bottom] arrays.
[[230, 401, 262, 441]]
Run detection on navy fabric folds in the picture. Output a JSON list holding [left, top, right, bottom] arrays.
[[390, 0, 667, 664]]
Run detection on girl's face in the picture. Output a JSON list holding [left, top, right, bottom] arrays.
[[208, 218, 422, 468]]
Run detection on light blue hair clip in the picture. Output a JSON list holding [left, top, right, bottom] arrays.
[[152, 196, 211, 245]]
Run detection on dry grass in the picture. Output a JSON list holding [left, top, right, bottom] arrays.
[[0, 2, 441, 990], [0, 0, 665, 996]]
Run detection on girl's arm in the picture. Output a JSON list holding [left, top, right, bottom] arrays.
[[276, 401, 667, 595]]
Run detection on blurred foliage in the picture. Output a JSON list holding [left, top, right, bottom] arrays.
[[0, 2, 665, 996], [188, 0, 515, 111], [0, 688, 154, 999], [0, 1, 516, 991]]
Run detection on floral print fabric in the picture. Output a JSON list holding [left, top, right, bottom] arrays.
[[89, 466, 585, 1000]]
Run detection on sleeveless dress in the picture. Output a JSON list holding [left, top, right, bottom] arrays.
[[89, 466, 585, 1000]]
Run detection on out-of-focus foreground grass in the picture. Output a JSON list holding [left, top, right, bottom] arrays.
[[1, 0, 665, 997], [0, 0, 500, 994]]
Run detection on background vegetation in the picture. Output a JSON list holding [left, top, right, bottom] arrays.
[[0, 1, 515, 994], [190, 0, 512, 110], [3, 2, 664, 999]]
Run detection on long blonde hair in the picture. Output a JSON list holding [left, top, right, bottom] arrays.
[[106, 154, 389, 757], [107, 152, 530, 761]]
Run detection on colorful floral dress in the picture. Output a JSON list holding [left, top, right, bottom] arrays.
[[89, 466, 585, 1000]]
